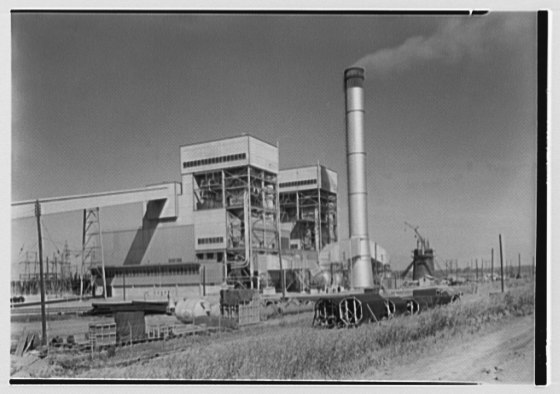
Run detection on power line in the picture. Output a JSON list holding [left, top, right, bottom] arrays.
[[40, 219, 62, 254], [38, 219, 83, 256]]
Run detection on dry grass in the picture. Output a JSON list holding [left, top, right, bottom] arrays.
[[80, 284, 533, 380]]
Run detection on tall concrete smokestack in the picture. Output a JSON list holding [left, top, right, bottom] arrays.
[[344, 67, 374, 289]]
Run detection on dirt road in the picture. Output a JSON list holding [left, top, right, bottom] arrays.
[[358, 315, 535, 383]]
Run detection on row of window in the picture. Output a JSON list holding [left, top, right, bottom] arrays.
[[279, 179, 317, 188], [183, 153, 247, 169], [115, 267, 199, 277], [197, 237, 224, 245]]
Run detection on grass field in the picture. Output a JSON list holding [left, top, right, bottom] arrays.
[[48, 281, 534, 381]]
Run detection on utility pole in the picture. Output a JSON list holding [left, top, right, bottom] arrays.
[[46, 256, 49, 294], [510, 260, 513, 277], [475, 259, 478, 281], [491, 248, 494, 281], [35, 200, 47, 346], [499, 234, 505, 293], [518, 253, 521, 278]]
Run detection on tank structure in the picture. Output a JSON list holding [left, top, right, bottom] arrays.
[[174, 298, 212, 323]]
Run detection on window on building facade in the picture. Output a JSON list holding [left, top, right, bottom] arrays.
[[279, 179, 317, 188], [183, 153, 247, 169]]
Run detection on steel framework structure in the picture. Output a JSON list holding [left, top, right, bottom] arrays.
[[192, 165, 280, 288], [279, 188, 337, 251]]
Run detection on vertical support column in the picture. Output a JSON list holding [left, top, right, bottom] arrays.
[[317, 183, 322, 250], [276, 174, 285, 298], [295, 191, 299, 222], [222, 169, 226, 214], [248, 167, 253, 289], [80, 209, 86, 300], [203, 265, 206, 296], [81, 208, 105, 298], [97, 208, 108, 300], [223, 252, 228, 284], [314, 208, 320, 251]]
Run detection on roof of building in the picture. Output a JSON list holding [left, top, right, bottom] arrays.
[[279, 163, 336, 173], [109, 274, 201, 287], [179, 134, 276, 149], [93, 263, 200, 274]]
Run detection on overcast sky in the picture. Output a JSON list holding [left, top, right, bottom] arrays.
[[11, 12, 537, 277]]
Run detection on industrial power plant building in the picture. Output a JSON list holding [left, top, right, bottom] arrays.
[[12, 68, 394, 300], [15, 134, 383, 300], [105, 134, 328, 298]]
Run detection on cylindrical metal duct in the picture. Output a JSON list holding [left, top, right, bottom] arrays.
[[344, 67, 374, 289]]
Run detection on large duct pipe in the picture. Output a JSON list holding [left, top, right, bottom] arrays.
[[344, 67, 374, 289]]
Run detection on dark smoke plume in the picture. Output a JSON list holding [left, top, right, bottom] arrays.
[[353, 14, 533, 76]]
